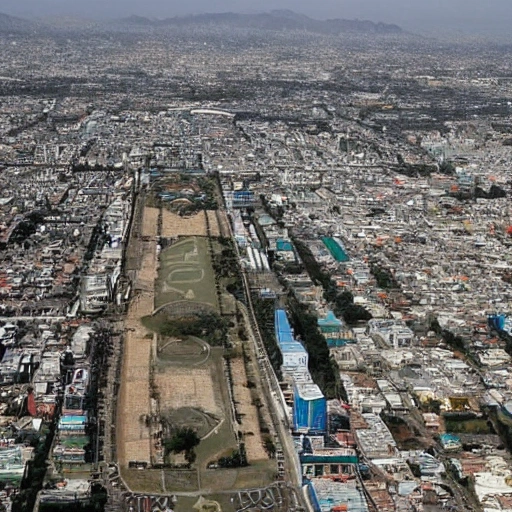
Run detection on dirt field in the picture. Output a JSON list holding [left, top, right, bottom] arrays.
[[142, 206, 159, 238], [230, 358, 268, 462], [215, 210, 231, 238], [237, 303, 276, 448], [206, 210, 220, 237], [161, 209, 207, 237], [155, 366, 221, 416], [117, 207, 158, 468]]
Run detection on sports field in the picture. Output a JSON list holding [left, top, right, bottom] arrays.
[[155, 236, 218, 310]]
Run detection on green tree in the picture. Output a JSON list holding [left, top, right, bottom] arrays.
[[164, 427, 200, 455]]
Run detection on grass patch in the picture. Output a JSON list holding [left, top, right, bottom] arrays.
[[161, 407, 220, 439], [233, 461, 277, 488], [156, 336, 210, 365], [155, 236, 217, 309], [194, 349, 238, 466], [195, 410, 237, 467], [173, 495, 235, 512], [163, 469, 199, 492], [445, 418, 493, 434], [121, 469, 164, 493], [142, 312, 228, 347], [199, 462, 276, 493]]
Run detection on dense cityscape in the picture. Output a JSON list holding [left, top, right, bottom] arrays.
[[1, 8, 512, 512]]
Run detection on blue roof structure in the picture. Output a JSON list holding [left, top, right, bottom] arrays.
[[280, 340, 308, 354], [294, 382, 327, 432], [275, 308, 295, 344], [58, 415, 87, 432], [318, 310, 343, 328], [276, 239, 294, 252], [274, 309, 327, 432], [275, 309, 308, 365], [488, 313, 512, 335]]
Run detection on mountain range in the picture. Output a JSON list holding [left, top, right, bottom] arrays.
[[0, 12, 38, 33], [0, 9, 403, 36], [120, 10, 403, 35]]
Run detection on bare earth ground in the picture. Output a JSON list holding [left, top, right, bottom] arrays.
[[155, 366, 221, 416], [142, 206, 159, 239], [230, 358, 268, 462], [206, 210, 221, 237], [161, 209, 207, 237], [117, 207, 158, 467], [215, 210, 230, 238]]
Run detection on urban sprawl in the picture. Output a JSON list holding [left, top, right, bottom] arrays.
[[1, 10, 512, 512]]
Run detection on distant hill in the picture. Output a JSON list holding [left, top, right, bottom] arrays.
[[121, 15, 156, 26], [0, 10, 402, 37], [119, 10, 403, 35], [0, 12, 38, 33]]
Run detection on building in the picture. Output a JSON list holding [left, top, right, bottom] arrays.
[[318, 311, 354, 347], [293, 383, 327, 433]]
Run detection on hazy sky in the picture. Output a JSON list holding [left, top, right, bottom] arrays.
[[2, 0, 512, 35]]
